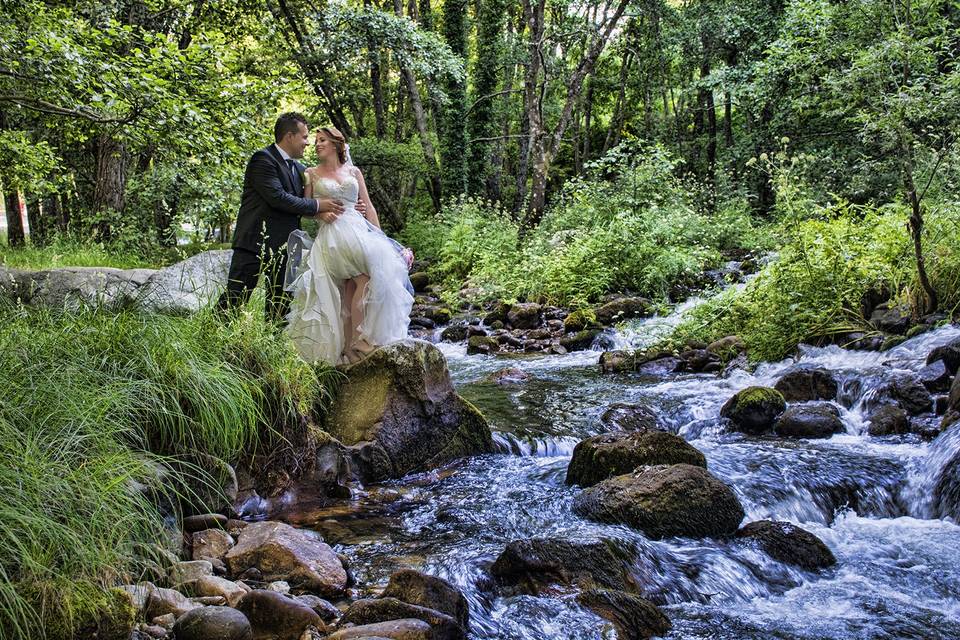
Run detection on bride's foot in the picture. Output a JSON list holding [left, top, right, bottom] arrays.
[[343, 338, 376, 364]]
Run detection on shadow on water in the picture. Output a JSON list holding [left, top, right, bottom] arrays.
[[302, 317, 960, 639]]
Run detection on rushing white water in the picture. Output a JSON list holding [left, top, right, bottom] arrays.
[[327, 307, 960, 639]]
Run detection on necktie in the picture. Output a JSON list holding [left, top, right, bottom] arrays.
[[286, 159, 300, 191]]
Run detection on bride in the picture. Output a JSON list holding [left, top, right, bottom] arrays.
[[285, 126, 414, 365]]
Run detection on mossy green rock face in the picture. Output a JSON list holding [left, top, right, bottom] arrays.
[[565, 431, 707, 487], [563, 309, 598, 332], [326, 340, 494, 482], [572, 464, 745, 539], [720, 386, 786, 434]]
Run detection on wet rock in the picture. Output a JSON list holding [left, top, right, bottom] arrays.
[[294, 594, 341, 622], [439, 325, 468, 342], [185, 575, 249, 608], [721, 353, 752, 378], [412, 305, 452, 326], [172, 606, 253, 640], [224, 521, 347, 596], [599, 350, 632, 373], [490, 538, 634, 594], [941, 374, 960, 430], [483, 302, 510, 326], [598, 403, 662, 432], [483, 367, 531, 385], [466, 335, 499, 355], [720, 386, 786, 434], [676, 348, 720, 373], [326, 340, 494, 482], [572, 464, 745, 539], [410, 317, 435, 330], [267, 580, 290, 593], [595, 297, 652, 325], [566, 431, 707, 487], [192, 529, 235, 562], [507, 303, 543, 329], [381, 569, 469, 632], [560, 329, 602, 352], [341, 598, 464, 640], [409, 272, 430, 293], [773, 404, 843, 439], [917, 360, 952, 393], [736, 520, 836, 570], [773, 366, 839, 402], [842, 332, 884, 351], [932, 422, 960, 518], [879, 373, 933, 416], [146, 586, 199, 619], [325, 619, 433, 640], [168, 560, 213, 588], [706, 336, 746, 362], [235, 589, 325, 640], [868, 403, 910, 436], [184, 513, 228, 533], [563, 309, 598, 332], [927, 338, 960, 375], [576, 589, 671, 640], [881, 335, 907, 351], [870, 302, 912, 335]]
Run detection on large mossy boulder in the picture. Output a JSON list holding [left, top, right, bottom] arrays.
[[565, 431, 706, 487], [773, 366, 839, 402], [773, 403, 844, 439], [576, 589, 671, 640], [735, 520, 836, 570], [572, 464, 745, 539], [507, 302, 543, 329], [326, 340, 494, 482], [595, 297, 652, 325], [720, 386, 786, 434], [490, 538, 634, 594]]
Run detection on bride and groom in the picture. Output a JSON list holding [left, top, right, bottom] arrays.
[[216, 112, 414, 365]]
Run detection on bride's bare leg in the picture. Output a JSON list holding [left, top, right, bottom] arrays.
[[349, 274, 373, 355], [341, 279, 356, 357]]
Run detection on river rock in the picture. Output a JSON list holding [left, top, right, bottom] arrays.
[[927, 338, 960, 375], [295, 594, 341, 622], [917, 360, 953, 393], [878, 373, 933, 415], [595, 297, 652, 325], [736, 520, 836, 570], [490, 538, 633, 594], [867, 405, 911, 436], [118, 582, 157, 616], [563, 309, 598, 332], [142, 250, 233, 313], [942, 374, 960, 429], [773, 366, 839, 402], [192, 529, 235, 561], [380, 569, 469, 631], [483, 367, 531, 384], [184, 513, 229, 533], [576, 589, 671, 640], [572, 464, 745, 539], [466, 335, 499, 355], [224, 521, 347, 595], [168, 560, 213, 588], [566, 431, 706, 487], [325, 619, 433, 640], [186, 575, 249, 608], [409, 272, 430, 292], [706, 336, 746, 361], [560, 329, 602, 352], [235, 590, 325, 640], [440, 324, 468, 342], [720, 387, 786, 434], [676, 348, 721, 373], [773, 404, 843, 439], [870, 302, 912, 335], [171, 606, 253, 640], [598, 403, 662, 432], [0, 264, 154, 309], [326, 340, 494, 482], [340, 598, 464, 640], [507, 303, 543, 329], [146, 586, 199, 619]]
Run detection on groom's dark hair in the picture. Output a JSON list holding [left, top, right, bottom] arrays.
[[274, 112, 308, 142]]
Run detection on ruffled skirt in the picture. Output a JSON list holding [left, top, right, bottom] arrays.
[[285, 209, 414, 365]]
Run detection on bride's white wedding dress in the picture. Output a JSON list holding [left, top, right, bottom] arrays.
[[285, 172, 414, 365]]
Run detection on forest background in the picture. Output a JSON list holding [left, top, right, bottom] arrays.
[[1, 1, 960, 637]]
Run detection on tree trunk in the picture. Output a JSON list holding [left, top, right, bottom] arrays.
[[3, 191, 24, 248], [25, 194, 46, 246], [45, 193, 66, 235], [439, 0, 468, 197], [603, 51, 632, 155], [93, 134, 128, 242], [513, 0, 543, 216], [701, 31, 716, 202], [365, 0, 387, 138]]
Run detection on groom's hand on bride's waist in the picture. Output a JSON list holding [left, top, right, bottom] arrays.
[[315, 198, 344, 224]]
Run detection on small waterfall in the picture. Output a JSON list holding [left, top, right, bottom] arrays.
[[906, 421, 960, 520]]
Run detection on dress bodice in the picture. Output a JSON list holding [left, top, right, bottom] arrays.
[[310, 173, 360, 208]]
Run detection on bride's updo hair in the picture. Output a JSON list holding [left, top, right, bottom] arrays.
[[319, 126, 348, 164]]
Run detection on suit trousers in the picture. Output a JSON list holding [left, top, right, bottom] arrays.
[[216, 245, 290, 324]]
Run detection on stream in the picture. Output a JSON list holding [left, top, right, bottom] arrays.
[[301, 308, 960, 639]]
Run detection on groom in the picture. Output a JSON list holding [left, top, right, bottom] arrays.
[[216, 112, 347, 324]]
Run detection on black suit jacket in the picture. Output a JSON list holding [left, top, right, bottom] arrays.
[[231, 145, 317, 253]]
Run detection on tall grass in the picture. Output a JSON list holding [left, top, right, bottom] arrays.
[[667, 201, 960, 361], [0, 301, 336, 639]]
